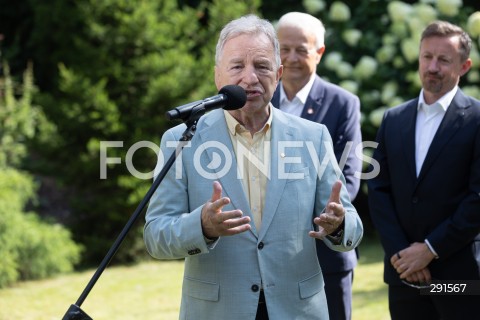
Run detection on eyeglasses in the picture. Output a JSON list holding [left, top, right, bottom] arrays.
[[401, 279, 431, 289]]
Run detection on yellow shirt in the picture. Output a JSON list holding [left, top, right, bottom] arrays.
[[224, 106, 273, 231]]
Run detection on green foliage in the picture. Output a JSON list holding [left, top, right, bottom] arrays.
[[9, 0, 479, 266], [13, 211, 82, 281], [0, 0, 261, 266], [0, 63, 81, 288], [0, 169, 82, 287], [0, 168, 34, 287], [0, 62, 42, 166]]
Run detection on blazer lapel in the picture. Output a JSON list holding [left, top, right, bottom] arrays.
[[401, 100, 418, 181], [271, 86, 281, 109], [272, 76, 328, 123], [301, 76, 329, 122], [417, 91, 469, 182], [197, 110, 257, 235], [259, 109, 295, 239]]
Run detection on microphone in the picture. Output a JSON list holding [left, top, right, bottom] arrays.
[[166, 85, 247, 121]]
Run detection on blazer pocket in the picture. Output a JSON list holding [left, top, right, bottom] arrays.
[[184, 277, 220, 301], [298, 271, 323, 299], [285, 166, 310, 183]]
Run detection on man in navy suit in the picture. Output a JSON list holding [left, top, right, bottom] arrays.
[[368, 21, 480, 319], [271, 12, 362, 320]]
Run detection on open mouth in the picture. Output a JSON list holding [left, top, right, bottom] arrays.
[[245, 89, 262, 98]]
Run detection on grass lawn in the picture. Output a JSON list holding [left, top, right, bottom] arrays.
[[0, 237, 389, 320]]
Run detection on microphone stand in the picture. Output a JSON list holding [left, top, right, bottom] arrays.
[[62, 106, 205, 319]]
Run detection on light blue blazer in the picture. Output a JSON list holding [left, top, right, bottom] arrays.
[[144, 107, 363, 319]]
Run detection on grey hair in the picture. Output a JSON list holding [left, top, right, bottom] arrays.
[[276, 12, 325, 49], [215, 14, 281, 68]]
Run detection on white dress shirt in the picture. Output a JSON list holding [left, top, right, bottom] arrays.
[[278, 74, 316, 117]]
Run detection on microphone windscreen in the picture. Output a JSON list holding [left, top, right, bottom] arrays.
[[219, 85, 247, 110]]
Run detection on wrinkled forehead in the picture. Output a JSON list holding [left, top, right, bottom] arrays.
[[219, 34, 276, 64]]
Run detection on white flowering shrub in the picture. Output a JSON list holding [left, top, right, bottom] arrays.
[[299, 0, 480, 140]]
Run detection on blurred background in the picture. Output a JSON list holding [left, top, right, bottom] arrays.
[[1, 0, 479, 288]]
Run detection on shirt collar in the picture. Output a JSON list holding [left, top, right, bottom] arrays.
[[279, 73, 316, 105], [224, 104, 273, 136], [417, 86, 458, 114]]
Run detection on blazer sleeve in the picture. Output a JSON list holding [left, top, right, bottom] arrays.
[[315, 126, 364, 251], [426, 115, 480, 259], [367, 112, 411, 258], [144, 128, 212, 260]]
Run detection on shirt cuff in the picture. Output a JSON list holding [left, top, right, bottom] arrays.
[[325, 220, 345, 245], [425, 239, 439, 259], [204, 235, 218, 247]]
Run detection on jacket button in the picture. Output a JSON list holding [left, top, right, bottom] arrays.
[[251, 284, 259, 292], [258, 242, 264, 250], [347, 240, 352, 246], [412, 197, 418, 204]]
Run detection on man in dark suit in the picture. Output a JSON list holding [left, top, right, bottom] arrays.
[[368, 20, 480, 320], [271, 12, 362, 320]]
